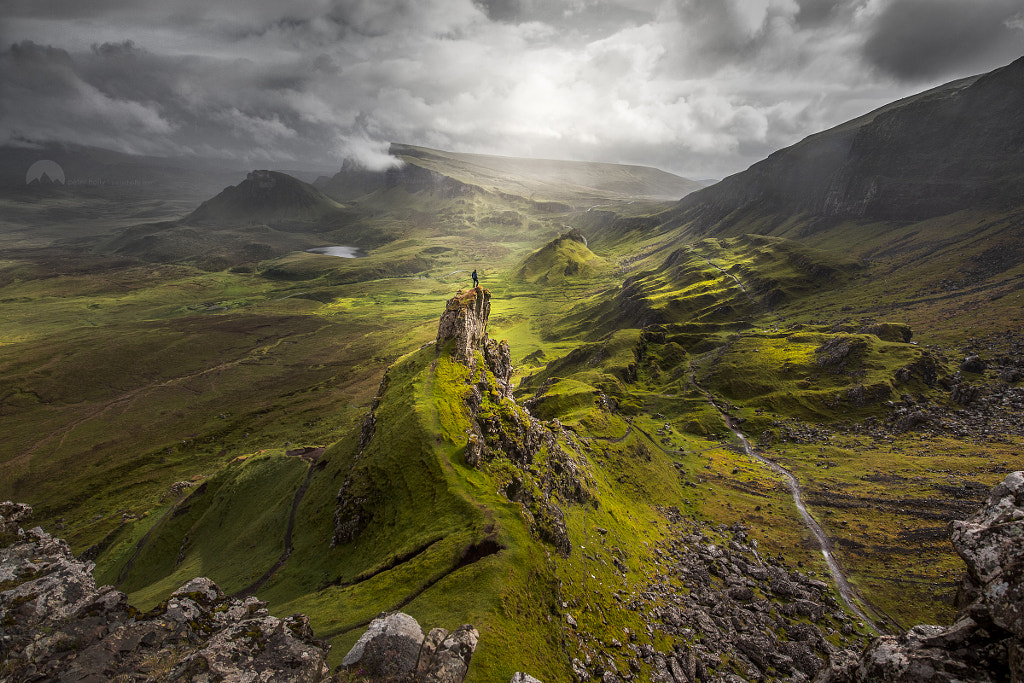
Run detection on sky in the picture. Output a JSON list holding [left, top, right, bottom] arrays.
[[2, 0, 1022, 180]]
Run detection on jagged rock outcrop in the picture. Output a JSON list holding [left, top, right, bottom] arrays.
[[437, 287, 493, 365], [814, 471, 1024, 682], [0, 504, 329, 682], [340, 612, 479, 682], [435, 288, 594, 557]]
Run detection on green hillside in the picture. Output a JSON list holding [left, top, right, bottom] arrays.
[[517, 227, 609, 284]]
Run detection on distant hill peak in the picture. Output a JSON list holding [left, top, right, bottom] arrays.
[[187, 169, 344, 225], [517, 228, 606, 284]]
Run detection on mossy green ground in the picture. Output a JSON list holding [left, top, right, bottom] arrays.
[[2, 183, 1023, 679]]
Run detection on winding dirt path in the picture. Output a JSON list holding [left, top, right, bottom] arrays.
[[233, 448, 324, 598], [688, 367, 886, 633]]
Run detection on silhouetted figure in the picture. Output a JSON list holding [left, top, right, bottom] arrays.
[[472, 269, 479, 287]]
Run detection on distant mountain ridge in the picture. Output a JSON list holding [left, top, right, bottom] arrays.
[[318, 143, 703, 205], [0, 142, 247, 196], [669, 55, 1024, 234]]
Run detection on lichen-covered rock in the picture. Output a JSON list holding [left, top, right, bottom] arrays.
[[815, 471, 1024, 683], [0, 500, 32, 535], [417, 627, 451, 678], [511, 673, 544, 683], [341, 612, 479, 683], [951, 470, 1024, 638], [421, 624, 479, 683], [172, 575, 225, 604], [172, 612, 326, 683], [0, 502, 329, 682], [342, 611, 426, 677]]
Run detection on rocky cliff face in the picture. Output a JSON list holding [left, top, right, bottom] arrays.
[[317, 158, 390, 201], [385, 163, 478, 199], [815, 470, 1024, 683], [671, 55, 1024, 234], [433, 288, 597, 558]]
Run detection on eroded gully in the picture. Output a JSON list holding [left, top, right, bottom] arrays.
[[689, 369, 885, 633]]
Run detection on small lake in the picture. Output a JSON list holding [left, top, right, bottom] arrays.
[[306, 246, 364, 258]]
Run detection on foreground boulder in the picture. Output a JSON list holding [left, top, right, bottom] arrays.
[[0, 503, 329, 682], [815, 471, 1024, 682], [341, 611, 479, 682]]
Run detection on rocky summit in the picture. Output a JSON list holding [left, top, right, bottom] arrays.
[[437, 287, 496, 366]]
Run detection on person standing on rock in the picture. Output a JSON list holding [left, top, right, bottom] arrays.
[[472, 269, 479, 288]]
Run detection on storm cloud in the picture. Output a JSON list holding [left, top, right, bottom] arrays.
[[862, 0, 1023, 81], [2, 0, 1021, 179]]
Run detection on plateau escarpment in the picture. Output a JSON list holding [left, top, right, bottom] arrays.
[[665, 55, 1024, 238], [318, 143, 702, 207]]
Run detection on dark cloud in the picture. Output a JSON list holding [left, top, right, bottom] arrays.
[[473, 0, 522, 23], [793, 0, 840, 28], [474, 0, 654, 35], [863, 0, 1024, 81], [2, 0, 1022, 180]]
